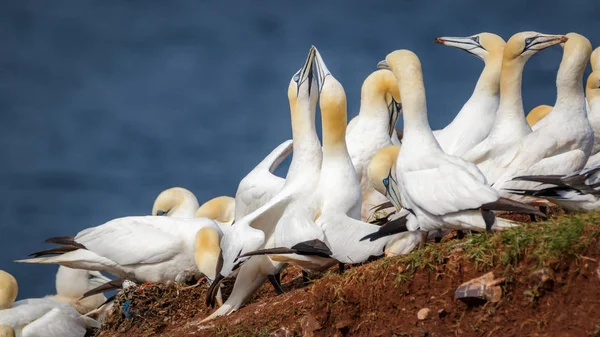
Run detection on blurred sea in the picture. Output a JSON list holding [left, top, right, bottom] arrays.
[[1, 0, 599, 299]]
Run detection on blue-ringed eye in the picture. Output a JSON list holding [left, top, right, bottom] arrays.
[[383, 177, 389, 187], [471, 36, 480, 43], [293, 73, 300, 82], [525, 37, 533, 45]]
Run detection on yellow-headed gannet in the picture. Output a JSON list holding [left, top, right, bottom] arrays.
[[526, 105, 553, 127], [584, 71, 600, 167], [152, 187, 200, 217], [432, 33, 505, 157], [461, 32, 567, 183], [196, 196, 236, 228]]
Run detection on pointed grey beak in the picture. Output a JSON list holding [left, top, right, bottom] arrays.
[[296, 46, 317, 94], [387, 97, 402, 137], [314, 46, 331, 92], [377, 60, 390, 70], [206, 273, 225, 308]]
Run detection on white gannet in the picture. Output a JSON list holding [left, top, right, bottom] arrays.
[[345, 69, 402, 222], [432, 33, 506, 157], [195, 196, 236, 228], [507, 165, 600, 211], [461, 32, 567, 183], [204, 47, 322, 319], [367, 50, 541, 245], [526, 105, 553, 127], [493, 33, 594, 199], [44, 266, 110, 315], [234, 140, 293, 219], [0, 270, 99, 337], [584, 71, 600, 167], [240, 48, 394, 270], [152, 187, 200, 217], [17, 216, 223, 286]]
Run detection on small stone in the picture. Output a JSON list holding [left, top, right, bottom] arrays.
[[300, 314, 321, 337], [455, 272, 504, 305], [438, 308, 448, 319], [417, 308, 431, 320], [270, 327, 293, 337], [529, 268, 555, 291]]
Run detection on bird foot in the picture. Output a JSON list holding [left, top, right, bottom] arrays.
[[180, 277, 206, 290]]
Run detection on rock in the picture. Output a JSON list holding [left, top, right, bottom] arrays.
[[300, 314, 321, 337], [455, 272, 504, 305], [417, 308, 431, 320], [529, 268, 555, 291], [270, 327, 294, 337]]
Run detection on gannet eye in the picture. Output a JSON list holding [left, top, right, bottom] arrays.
[[293, 73, 301, 82], [525, 37, 534, 45], [395, 102, 403, 111], [156, 210, 168, 216], [471, 36, 480, 44], [383, 177, 389, 188]]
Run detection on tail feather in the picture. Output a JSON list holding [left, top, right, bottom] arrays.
[[44, 236, 85, 249], [28, 245, 81, 258], [361, 214, 409, 242], [81, 278, 123, 299], [482, 197, 545, 217], [512, 175, 565, 186]]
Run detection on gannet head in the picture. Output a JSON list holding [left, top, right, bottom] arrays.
[[504, 32, 567, 61], [206, 223, 264, 307], [288, 46, 318, 120], [587, 71, 600, 104], [526, 105, 553, 127], [0, 270, 18, 309], [434, 32, 505, 61], [195, 196, 235, 224], [152, 187, 200, 217], [591, 47, 600, 71], [0, 326, 14, 337], [361, 69, 402, 136], [314, 47, 348, 145], [194, 227, 222, 283], [367, 145, 402, 209]]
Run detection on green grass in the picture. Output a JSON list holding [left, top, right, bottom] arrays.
[[388, 212, 600, 284]]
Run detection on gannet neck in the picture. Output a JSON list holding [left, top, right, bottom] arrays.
[[554, 33, 591, 110], [194, 227, 221, 282], [196, 196, 235, 223], [0, 270, 18, 309], [385, 50, 439, 149], [587, 71, 600, 105], [474, 50, 503, 95], [321, 77, 349, 154], [591, 47, 600, 71], [368, 145, 400, 196], [0, 326, 14, 337], [152, 187, 200, 217], [526, 105, 553, 127]]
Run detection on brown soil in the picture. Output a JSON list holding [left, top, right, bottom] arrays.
[[96, 211, 600, 337]]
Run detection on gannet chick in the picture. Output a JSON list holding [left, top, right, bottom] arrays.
[[17, 216, 223, 286], [0, 270, 98, 337], [584, 71, 600, 167], [432, 33, 506, 156], [461, 32, 568, 183], [152, 187, 200, 217], [44, 266, 110, 314], [196, 196, 236, 228], [493, 33, 594, 199], [526, 105, 553, 127], [204, 46, 322, 319], [367, 50, 542, 245], [345, 69, 402, 222], [507, 164, 600, 211]]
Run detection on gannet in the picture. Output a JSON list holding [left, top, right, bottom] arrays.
[[43, 266, 110, 315], [507, 165, 600, 211], [240, 47, 395, 271], [204, 47, 322, 319], [526, 105, 553, 127], [0, 270, 99, 337], [493, 33, 594, 199], [461, 32, 567, 183], [152, 187, 200, 217], [592, 47, 600, 70], [195, 196, 236, 228], [17, 216, 223, 286], [367, 50, 542, 245], [345, 69, 402, 222], [584, 71, 600, 167], [432, 33, 506, 157]]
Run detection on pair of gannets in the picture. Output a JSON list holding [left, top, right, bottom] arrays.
[[492, 33, 594, 199], [461, 32, 568, 184], [0, 268, 103, 337], [364, 50, 542, 244]]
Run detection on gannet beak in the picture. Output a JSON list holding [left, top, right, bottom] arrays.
[[387, 96, 402, 137], [314, 46, 331, 92], [377, 60, 390, 70], [435, 36, 484, 50], [296, 46, 317, 95], [523, 34, 568, 52], [205, 273, 225, 308]]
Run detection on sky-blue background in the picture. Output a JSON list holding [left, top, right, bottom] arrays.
[[1, 0, 598, 299]]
